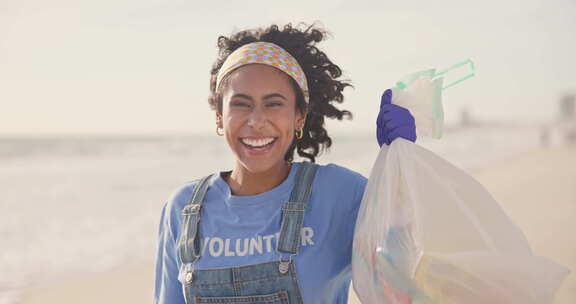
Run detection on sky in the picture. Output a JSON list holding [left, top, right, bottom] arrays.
[[1, 0, 575, 136]]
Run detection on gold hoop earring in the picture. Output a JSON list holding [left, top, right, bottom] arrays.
[[216, 126, 224, 136], [295, 127, 303, 139]]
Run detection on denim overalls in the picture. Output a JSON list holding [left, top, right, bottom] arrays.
[[177, 162, 319, 304]]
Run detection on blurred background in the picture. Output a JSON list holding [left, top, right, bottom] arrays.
[[1, 0, 575, 303]]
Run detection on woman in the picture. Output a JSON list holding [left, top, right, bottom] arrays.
[[154, 22, 416, 304]]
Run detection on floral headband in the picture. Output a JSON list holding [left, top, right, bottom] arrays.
[[215, 41, 310, 104]]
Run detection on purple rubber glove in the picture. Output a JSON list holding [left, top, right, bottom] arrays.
[[376, 89, 417, 147]]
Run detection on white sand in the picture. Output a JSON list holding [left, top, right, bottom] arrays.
[[19, 146, 575, 303], [18, 265, 154, 304], [466, 146, 576, 303]]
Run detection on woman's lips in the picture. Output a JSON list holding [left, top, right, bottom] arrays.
[[239, 137, 278, 155]]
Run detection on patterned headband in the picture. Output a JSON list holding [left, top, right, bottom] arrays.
[[215, 41, 310, 104]]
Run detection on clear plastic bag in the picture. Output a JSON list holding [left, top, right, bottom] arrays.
[[352, 61, 570, 303]]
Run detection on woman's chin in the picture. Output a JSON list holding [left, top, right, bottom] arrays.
[[238, 158, 281, 174], [233, 140, 287, 169]]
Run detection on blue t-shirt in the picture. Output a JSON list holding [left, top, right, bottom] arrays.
[[154, 161, 368, 304]]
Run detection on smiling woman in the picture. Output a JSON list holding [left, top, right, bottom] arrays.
[[153, 22, 417, 304], [206, 24, 355, 198], [218, 64, 303, 192], [209, 24, 354, 164]]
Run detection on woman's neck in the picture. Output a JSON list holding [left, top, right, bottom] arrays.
[[224, 161, 293, 196]]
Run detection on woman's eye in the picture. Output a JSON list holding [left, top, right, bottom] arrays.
[[232, 101, 249, 107], [267, 102, 283, 107]]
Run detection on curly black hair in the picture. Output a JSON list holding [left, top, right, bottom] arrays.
[[208, 22, 354, 163]]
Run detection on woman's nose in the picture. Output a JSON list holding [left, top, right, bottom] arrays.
[[247, 107, 267, 129]]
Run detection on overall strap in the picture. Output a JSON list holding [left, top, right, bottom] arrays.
[[277, 161, 319, 255], [178, 174, 213, 264]]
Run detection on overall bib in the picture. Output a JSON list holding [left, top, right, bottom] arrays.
[[177, 162, 319, 304]]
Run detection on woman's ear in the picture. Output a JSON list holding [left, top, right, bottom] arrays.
[[296, 111, 307, 129]]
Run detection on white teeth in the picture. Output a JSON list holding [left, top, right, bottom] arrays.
[[241, 137, 275, 147]]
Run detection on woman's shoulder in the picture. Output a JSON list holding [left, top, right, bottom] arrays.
[[158, 173, 220, 241], [312, 162, 367, 188], [308, 163, 368, 211], [163, 174, 215, 215]]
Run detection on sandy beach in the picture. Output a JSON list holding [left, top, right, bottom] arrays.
[[18, 145, 575, 303], [465, 145, 576, 304]]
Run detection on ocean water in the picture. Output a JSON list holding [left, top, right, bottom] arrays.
[[0, 125, 542, 303]]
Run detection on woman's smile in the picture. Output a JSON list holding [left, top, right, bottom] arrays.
[[239, 136, 279, 155]]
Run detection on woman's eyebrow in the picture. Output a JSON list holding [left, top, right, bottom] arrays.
[[231, 93, 287, 101]]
